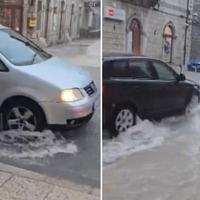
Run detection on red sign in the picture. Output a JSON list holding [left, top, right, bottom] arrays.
[[108, 9, 114, 16], [104, 6, 125, 21]]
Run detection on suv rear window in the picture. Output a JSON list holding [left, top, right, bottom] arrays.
[[103, 60, 130, 79], [111, 60, 129, 78], [129, 60, 153, 79]]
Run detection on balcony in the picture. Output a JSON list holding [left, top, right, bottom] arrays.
[[129, 0, 159, 8]]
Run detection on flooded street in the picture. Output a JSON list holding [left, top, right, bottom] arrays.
[[0, 130, 78, 159], [103, 106, 200, 200]]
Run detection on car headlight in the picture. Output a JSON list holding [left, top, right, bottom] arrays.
[[61, 89, 84, 102]]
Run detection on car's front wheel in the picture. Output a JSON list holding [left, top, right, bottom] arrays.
[[2, 100, 46, 131], [110, 105, 136, 137]]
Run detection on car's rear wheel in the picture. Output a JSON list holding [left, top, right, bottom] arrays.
[[185, 94, 199, 114], [2, 100, 46, 131], [110, 106, 136, 137]]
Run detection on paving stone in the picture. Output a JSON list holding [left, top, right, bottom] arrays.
[[0, 171, 12, 187], [0, 175, 53, 200], [45, 186, 100, 200], [67, 189, 100, 200], [44, 186, 69, 200], [0, 163, 99, 200]]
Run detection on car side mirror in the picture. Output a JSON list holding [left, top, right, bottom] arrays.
[[177, 73, 186, 82]]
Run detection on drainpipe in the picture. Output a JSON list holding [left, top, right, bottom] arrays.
[[183, 0, 190, 67]]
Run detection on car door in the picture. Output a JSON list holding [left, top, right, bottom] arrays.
[[103, 59, 131, 107], [151, 60, 189, 115], [128, 59, 162, 118]]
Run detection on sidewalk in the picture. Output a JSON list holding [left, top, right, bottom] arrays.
[[47, 38, 100, 68], [0, 162, 99, 200]]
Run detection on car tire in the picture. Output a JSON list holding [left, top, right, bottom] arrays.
[[110, 105, 136, 138], [2, 99, 46, 131], [185, 94, 199, 114]]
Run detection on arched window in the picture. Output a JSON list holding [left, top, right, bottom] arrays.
[[163, 23, 175, 63]]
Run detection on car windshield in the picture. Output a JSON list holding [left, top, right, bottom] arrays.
[[0, 29, 52, 66]]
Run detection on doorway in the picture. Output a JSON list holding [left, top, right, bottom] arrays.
[[163, 23, 175, 63], [127, 18, 142, 55], [0, 6, 22, 33], [131, 19, 141, 55]]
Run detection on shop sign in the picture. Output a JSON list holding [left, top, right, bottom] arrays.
[[28, 17, 37, 28], [104, 6, 125, 21]]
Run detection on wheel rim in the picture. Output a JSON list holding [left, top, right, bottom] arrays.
[[115, 109, 134, 133], [7, 106, 37, 131]]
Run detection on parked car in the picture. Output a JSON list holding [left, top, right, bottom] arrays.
[[188, 58, 200, 72], [0, 25, 97, 131], [103, 53, 200, 137]]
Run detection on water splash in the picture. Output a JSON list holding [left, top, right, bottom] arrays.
[[103, 105, 200, 164], [0, 130, 78, 159]]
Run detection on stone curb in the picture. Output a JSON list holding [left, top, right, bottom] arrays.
[[0, 163, 100, 197]]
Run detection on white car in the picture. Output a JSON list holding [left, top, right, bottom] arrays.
[[0, 25, 97, 131]]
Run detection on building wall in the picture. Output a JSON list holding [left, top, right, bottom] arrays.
[[0, 0, 85, 46], [190, 0, 200, 61], [81, 0, 100, 36], [24, 0, 85, 45], [103, 0, 193, 66]]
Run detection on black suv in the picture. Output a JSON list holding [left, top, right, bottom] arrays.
[[103, 53, 200, 137]]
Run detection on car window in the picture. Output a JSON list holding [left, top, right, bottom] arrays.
[[110, 60, 130, 78], [129, 60, 154, 79], [0, 60, 8, 72], [103, 61, 112, 79], [0, 29, 51, 66], [152, 61, 176, 80]]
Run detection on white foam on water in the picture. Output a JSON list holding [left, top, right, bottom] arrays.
[[0, 129, 78, 159], [103, 105, 200, 164], [103, 120, 170, 164]]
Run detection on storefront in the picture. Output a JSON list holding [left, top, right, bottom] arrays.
[[0, 0, 23, 33]]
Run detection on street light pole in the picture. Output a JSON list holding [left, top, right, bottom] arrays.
[[183, 0, 190, 66]]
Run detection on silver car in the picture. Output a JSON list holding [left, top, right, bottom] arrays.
[[0, 25, 97, 131]]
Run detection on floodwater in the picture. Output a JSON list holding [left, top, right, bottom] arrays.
[[0, 130, 78, 159], [103, 106, 200, 200]]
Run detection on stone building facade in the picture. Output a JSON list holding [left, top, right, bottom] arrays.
[[0, 0, 93, 45], [27, 0, 85, 45], [103, 0, 193, 66], [81, 0, 100, 36], [190, 0, 200, 61]]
